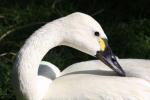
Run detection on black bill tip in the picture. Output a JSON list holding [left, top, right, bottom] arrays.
[[96, 50, 126, 77], [109, 56, 126, 76]]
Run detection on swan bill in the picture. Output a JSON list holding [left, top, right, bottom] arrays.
[[96, 42, 126, 76]]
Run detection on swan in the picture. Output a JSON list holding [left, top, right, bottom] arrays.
[[12, 12, 133, 100]]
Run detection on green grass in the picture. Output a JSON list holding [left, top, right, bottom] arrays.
[[0, 0, 150, 99]]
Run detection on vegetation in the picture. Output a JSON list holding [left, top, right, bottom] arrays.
[[0, 0, 150, 99]]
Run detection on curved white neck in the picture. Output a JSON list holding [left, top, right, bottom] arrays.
[[13, 22, 63, 100]]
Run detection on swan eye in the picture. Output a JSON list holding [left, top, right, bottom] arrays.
[[94, 31, 100, 36]]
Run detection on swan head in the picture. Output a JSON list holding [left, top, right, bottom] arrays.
[[61, 12, 125, 76]]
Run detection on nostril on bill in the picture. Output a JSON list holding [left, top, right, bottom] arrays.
[[111, 56, 116, 62]]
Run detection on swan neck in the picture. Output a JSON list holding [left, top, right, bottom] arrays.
[[13, 23, 63, 100]]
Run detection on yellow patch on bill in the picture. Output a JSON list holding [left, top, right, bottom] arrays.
[[98, 38, 106, 51]]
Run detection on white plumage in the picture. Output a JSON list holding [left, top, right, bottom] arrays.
[[12, 12, 150, 100]]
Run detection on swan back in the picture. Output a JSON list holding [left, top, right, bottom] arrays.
[[43, 59, 150, 100], [62, 59, 150, 82]]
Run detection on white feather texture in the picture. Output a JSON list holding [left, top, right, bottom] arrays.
[[44, 59, 150, 100]]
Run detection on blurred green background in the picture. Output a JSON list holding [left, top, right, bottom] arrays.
[[0, 0, 150, 99]]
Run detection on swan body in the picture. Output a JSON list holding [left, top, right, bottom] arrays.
[[44, 76, 150, 100], [44, 59, 150, 100]]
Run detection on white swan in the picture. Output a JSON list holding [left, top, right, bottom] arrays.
[[12, 12, 148, 100]]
